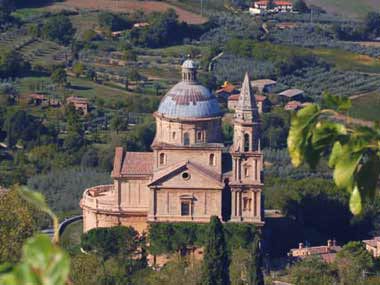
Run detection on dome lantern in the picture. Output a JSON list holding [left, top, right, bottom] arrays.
[[181, 59, 197, 82]]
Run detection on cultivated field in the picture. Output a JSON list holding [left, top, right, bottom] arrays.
[[305, 0, 380, 18], [47, 0, 208, 24]]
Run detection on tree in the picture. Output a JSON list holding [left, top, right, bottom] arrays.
[[0, 49, 30, 77], [248, 236, 264, 285], [51, 67, 67, 87], [288, 93, 380, 215], [293, 0, 310, 13], [0, 188, 40, 263], [70, 253, 103, 285], [72, 62, 84, 78], [335, 241, 374, 285], [123, 49, 137, 61], [110, 113, 128, 134], [288, 257, 337, 285], [202, 216, 230, 285], [42, 14, 75, 45], [365, 12, 380, 38]]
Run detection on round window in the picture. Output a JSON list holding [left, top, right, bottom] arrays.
[[182, 172, 190, 180]]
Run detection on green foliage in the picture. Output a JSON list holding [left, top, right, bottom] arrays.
[[335, 241, 374, 285], [70, 253, 103, 285], [50, 67, 67, 87], [261, 107, 290, 149], [0, 49, 30, 78], [81, 226, 145, 261], [293, 0, 310, 13], [0, 188, 41, 263], [0, 187, 70, 285], [42, 14, 75, 45], [148, 222, 257, 256], [288, 257, 337, 285], [0, 235, 70, 285], [128, 9, 206, 48], [287, 93, 380, 214], [98, 12, 131, 32], [202, 216, 230, 285], [27, 168, 112, 213], [134, 260, 202, 285], [72, 62, 84, 78], [247, 236, 264, 285]]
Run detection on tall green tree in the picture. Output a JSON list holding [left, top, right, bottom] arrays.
[[42, 14, 75, 45], [248, 236, 264, 285], [0, 188, 40, 263], [51, 67, 67, 87], [202, 216, 230, 285], [335, 241, 374, 285]]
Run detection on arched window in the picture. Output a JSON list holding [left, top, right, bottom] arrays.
[[184, 132, 190, 145], [172, 132, 176, 140], [244, 133, 250, 152], [209, 154, 215, 166], [159, 153, 165, 165], [197, 131, 202, 142]]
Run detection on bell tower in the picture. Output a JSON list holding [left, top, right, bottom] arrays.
[[230, 73, 264, 224]]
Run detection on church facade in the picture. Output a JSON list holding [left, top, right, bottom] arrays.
[[80, 60, 264, 233]]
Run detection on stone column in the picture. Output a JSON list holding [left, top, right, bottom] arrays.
[[231, 189, 236, 218]]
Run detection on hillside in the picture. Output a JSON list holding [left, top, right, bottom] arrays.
[[46, 0, 207, 24], [305, 0, 380, 18]]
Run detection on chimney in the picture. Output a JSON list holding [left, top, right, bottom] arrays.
[[333, 239, 337, 247], [299, 243, 304, 249], [327, 240, 332, 248]]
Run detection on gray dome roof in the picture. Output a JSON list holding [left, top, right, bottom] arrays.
[[157, 81, 222, 118]]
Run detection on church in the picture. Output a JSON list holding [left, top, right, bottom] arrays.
[[80, 60, 264, 233]]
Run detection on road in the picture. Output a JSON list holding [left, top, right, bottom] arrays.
[[41, 215, 83, 239]]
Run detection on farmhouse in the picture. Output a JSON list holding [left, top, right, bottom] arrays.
[[363, 237, 380, 258], [250, 0, 293, 14], [81, 60, 264, 233], [251, 79, 277, 94], [288, 240, 341, 263], [278, 88, 304, 102], [66, 96, 89, 115], [216, 81, 239, 100]]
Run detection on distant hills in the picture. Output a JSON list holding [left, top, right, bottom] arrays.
[[305, 0, 380, 18]]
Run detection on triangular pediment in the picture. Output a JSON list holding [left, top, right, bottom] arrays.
[[149, 161, 223, 189]]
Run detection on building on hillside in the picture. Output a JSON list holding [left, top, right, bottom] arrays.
[[215, 81, 239, 100], [81, 60, 264, 233], [363, 237, 380, 257], [228, 94, 270, 114], [288, 240, 341, 263], [251, 79, 277, 94], [28, 93, 47, 105], [250, 0, 293, 14], [66, 96, 89, 115], [278, 88, 304, 102]]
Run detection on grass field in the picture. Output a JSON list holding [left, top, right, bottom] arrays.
[[60, 220, 83, 253], [313, 48, 380, 73], [305, 0, 380, 18], [350, 91, 380, 121]]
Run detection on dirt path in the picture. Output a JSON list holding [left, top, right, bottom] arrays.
[[47, 0, 208, 24]]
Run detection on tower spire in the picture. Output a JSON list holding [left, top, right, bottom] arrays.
[[235, 72, 259, 122]]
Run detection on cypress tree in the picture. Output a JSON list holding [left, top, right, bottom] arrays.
[[202, 216, 230, 285], [248, 235, 264, 285]]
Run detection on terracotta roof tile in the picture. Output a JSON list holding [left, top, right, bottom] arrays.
[[121, 152, 153, 176]]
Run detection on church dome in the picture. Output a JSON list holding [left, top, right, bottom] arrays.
[[157, 60, 222, 119]]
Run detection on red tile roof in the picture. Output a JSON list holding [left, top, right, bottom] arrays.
[[228, 94, 240, 101], [121, 152, 153, 176], [228, 94, 267, 102]]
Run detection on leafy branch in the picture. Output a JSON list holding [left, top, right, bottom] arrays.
[[288, 92, 380, 215]]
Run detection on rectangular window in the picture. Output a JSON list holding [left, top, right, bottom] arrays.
[[181, 201, 190, 216]]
